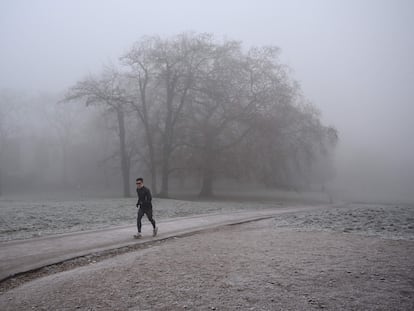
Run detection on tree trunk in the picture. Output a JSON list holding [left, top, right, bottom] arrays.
[[199, 164, 214, 197], [158, 142, 170, 198], [147, 131, 157, 194], [117, 109, 131, 197], [199, 138, 215, 198], [158, 73, 175, 198], [137, 73, 158, 194], [140, 109, 157, 194], [61, 144, 69, 187]]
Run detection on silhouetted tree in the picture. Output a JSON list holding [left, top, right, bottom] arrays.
[[123, 33, 218, 197], [61, 32, 339, 198]]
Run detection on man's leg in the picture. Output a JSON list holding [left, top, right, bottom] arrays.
[[145, 208, 157, 236], [145, 208, 156, 229], [137, 208, 145, 233]]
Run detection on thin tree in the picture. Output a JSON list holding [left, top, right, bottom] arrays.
[[63, 68, 133, 197]]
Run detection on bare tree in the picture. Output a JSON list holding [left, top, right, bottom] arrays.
[[121, 37, 159, 193], [180, 40, 249, 196], [180, 43, 338, 196], [64, 68, 133, 197], [58, 32, 339, 198], [237, 91, 338, 190], [179, 45, 291, 196], [123, 33, 217, 197]]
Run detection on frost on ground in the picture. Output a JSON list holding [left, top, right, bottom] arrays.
[[0, 200, 413, 310], [273, 204, 414, 240], [1, 218, 413, 310], [0, 197, 285, 241], [1, 196, 413, 242]]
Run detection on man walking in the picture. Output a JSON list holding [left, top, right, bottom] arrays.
[[134, 177, 158, 238]]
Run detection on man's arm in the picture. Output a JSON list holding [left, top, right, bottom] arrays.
[[136, 190, 141, 208], [146, 187, 152, 202]]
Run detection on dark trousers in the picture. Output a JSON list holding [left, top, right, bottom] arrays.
[[137, 207, 156, 233]]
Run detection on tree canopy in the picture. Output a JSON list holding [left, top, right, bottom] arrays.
[[0, 32, 337, 198]]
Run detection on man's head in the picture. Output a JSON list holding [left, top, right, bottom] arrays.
[[136, 178, 144, 189]]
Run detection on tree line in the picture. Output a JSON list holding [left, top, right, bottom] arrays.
[[0, 33, 337, 198], [64, 33, 338, 198]]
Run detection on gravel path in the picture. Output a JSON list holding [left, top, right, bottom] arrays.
[[1, 203, 413, 310]]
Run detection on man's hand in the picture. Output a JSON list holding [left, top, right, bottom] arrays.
[[136, 203, 139, 208]]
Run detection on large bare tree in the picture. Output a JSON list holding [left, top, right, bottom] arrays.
[[60, 32, 339, 198], [123, 33, 218, 197]]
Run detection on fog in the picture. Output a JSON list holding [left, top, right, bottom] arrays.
[[1, 0, 413, 203]]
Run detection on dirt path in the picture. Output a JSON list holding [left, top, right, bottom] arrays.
[[1, 217, 413, 310]]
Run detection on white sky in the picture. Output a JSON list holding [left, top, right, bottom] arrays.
[[1, 0, 413, 201]]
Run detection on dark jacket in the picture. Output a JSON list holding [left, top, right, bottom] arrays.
[[136, 186, 152, 209]]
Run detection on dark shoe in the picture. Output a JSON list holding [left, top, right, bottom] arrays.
[[153, 227, 158, 237]]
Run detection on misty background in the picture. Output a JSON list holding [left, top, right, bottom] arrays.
[[1, 0, 413, 203]]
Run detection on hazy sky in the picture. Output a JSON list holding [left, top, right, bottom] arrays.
[[1, 0, 413, 201]]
